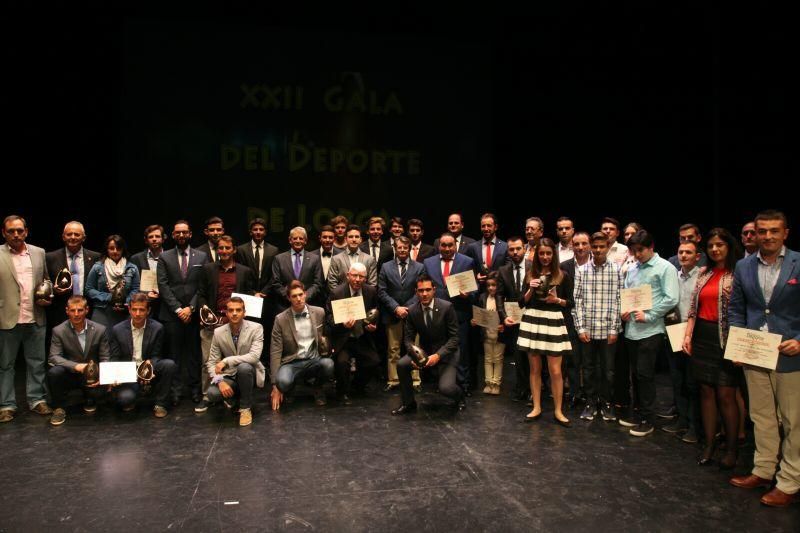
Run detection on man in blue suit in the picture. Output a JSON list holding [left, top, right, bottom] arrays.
[[378, 236, 426, 391], [423, 232, 476, 391], [728, 210, 800, 508], [464, 212, 508, 285]]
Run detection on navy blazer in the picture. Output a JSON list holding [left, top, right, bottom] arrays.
[[729, 249, 800, 373], [403, 298, 460, 364], [464, 238, 509, 273], [108, 318, 165, 362], [156, 247, 208, 322], [422, 253, 476, 319], [377, 258, 426, 324]]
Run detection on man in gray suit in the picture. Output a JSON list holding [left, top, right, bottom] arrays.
[[0, 215, 53, 421], [47, 295, 110, 425], [327, 224, 378, 292], [205, 297, 266, 427], [269, 226, 325, 309], [270, 280, 333, 410]]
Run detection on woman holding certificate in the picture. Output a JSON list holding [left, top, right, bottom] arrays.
[[517, 238, 573, 426], [682, 228, 742, 469], [85, 235, 140, 327]]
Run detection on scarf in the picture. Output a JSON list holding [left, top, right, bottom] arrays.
[[104, 257, 127, 290]]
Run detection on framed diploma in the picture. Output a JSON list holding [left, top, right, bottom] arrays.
[[445, 270, 478, 297], [139, 270, 158, 293], [666, 322, 687, 352], [99, 361, 137, 385], [504, 302, 524, 323], [724, 327, 782, 370], [331, 296, 367, 324], [472, 306, 499, 329], [231, 293, 264, 318], [620, 285, 653, 314]]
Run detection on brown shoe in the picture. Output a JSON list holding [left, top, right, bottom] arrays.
[[31, 402, 53, 415], [314, 387, 327, 406], [153, 405, 168, 418], [49, 408, 66, 426], [760, 487, 797, 507], [730, 474, 773, 489], [0, 409, 14, 423], [239, 408, 253, 427]]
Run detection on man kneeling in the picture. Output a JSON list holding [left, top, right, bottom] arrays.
[[205, 297, 266, 426]]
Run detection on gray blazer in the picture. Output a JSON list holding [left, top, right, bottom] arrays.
[[206, 320, 266, 387], [49, 319, 110, 370], [269, 305, 327, 385], [326, 251, 378, 292], [0, 243, 48, 329]]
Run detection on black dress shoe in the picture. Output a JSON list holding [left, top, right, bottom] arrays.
[[383, 384, 399, 392], [391, 403, 417, 415], [554, 416, 571, 428], [524, 412, 541, 422], [191, 393, 202, 404]]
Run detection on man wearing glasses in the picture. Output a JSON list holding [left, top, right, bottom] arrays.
[[741, 222, 758, 257]]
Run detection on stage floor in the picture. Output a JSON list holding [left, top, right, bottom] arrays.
[[1, 366, 798, 532]]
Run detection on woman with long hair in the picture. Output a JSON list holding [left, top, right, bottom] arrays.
[[85, 235, 140, 327]]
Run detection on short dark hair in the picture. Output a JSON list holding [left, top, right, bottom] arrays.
[[205, 216, 224, 228], [345, 224, 362, 235], [601, 217, 621, 231], [439, 231, 456, 242], [486, 271, 500, 283], [173, 219, 191, 230], [480, 212, 498, 225], [416, 273, 436, 288], [3, 215, 27, 230], [678, 223, 701, 234], [590, 232, 607, 243], [677, 240, 699, 253], [216, 235, 235, 248], [227, 296, 245, 307], [143, 224, 165, 239], [103, 235, 129, 259], [249, 217, 267, 230], [390, 216, 405, 227], [755, 209, 789, 228], [319, 224, 335, 235], [556, 216, 573, 224], [331, 215, 349, 226], [129, 293, 150, 307], [627, 230, 654, 248], [288, 280, 305, 292], [407, 218, 424, 229], [507, 235, 524, 245]]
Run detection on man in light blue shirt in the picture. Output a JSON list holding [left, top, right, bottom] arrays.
[[619, 230, 679, 437]]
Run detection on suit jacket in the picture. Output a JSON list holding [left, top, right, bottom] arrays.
[[108, 318, 164, 362], [269, 304, 328, 384], [45, 246, 101, 325], [729, 249, 800, 372], [497, 259, 532, 302], [326, 283, 379, 353], [196, 263, 256, 313], [377, 258, 426, 324], [269, 249, 325, 309], [129, 250, 156, 273], [206, 320, 266, 387], [49, 319, 110, 369], [156, 246, 208, 322], [433, 235, 476, 254], [196, 242, 217, 264], [326, 250, 378, 292], [236, 241, 279, 293], [360, 240, 394, 267], [0, 243, 48, 329], [464, 238, 509, 273], [409, 242, 436, 263], [422, 253, 476, 319], [403, 298, 459, 364]]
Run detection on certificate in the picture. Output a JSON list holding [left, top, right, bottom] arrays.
[[620, 285, 653, 314], [504, 302, 524, 323], [724, 327, 782, 370], [139, 270, 158, 293], [231, 293, 264, 318], [472, 306, 499, 329], [666, 322, 688, 352], [100, 361, 137, 385], [445, 270, 478, 297], [331, 296, 366, 324]]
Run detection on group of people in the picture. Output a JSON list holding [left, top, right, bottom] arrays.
[[0, 209, 797, 508]]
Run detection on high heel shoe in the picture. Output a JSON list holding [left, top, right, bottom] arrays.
[[697, 446, 715, 466]]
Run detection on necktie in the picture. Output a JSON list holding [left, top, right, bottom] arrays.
[[411, 246, 418, 261], [515, 264, 521, 293], [399, 260, 407, 283], [425, 306, 433, 327], [485, 241, 493, 268], [372, 243, 379, 261], [293, 252, 302, 278], [443, 259, 450, 281], [70, 254, 81, 295], [322, 251, 332, 258], [180, 251, 188, 280], [294, 312, 308, 319], [254, 244, 261, 279]]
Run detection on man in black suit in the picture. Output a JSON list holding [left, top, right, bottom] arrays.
[[326, 262, 380, 404], [269, 226, 325, 309], [666, 223, 708, 270], [360, 216, 394, 267], [432, 213, 475, 254], [392, 274, 464, 414], [129, 224, 166, 320], [108, 293, 176, 417], [45, 220, 101, 327], [156, 220, 208, 405], [196, 216, 224, 263], [308, 225, 343, 282], [195, 235, 256, 412], [497, 236, 531, 401], [407, 219, 436, 263]]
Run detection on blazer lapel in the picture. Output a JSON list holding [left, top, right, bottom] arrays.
[[84, 324, 95, 357], [770, 254, 797, 305], [749, 258, 767, 307], [126, 322, 136, 358], [0, 248, 18, 285]]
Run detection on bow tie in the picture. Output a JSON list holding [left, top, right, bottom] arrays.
[[322, 252, 332, 257], [294, 312, 308, 319]]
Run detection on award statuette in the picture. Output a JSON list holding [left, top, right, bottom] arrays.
[[200, 305, 222, 329], [533, 274, 552, 300], [84, 359, 100, 386], [137, 359, 155, 394], [479, 263, 490, 277], [54, 267, 73, 292], [33, 279, 54, 306], [110, 281, 126, 311], [409, 344, 429, 368], [363, 308, 379, 326]]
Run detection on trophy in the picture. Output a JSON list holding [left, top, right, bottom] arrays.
[[84, 359, 99, 386], [110, 281, 126, 311], [318, 335, 330, 357], [200, 305, 222, 329], [409, 344, 429, 368], [534, 274, 552, 300], [363, 308, 379, 326], [54, 268, 73, 292], [137, 359, 155, 394], [479, 263, 490, 277], [33, 279, 54, 306]]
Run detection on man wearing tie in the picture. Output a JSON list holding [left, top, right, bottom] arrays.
[[327, 225, 378, 292], [197, 216, 224, 263], [309, 225, 342, 282], [433, 213, 475, 254], [497, 236, 532, 402], [269, 227, 325, 310], [391, 274, 464, 414], [359, 216, 393, 268], [407, 219, 436, 263], [235, 218, 279, 298], [465, 213, 509, 284]]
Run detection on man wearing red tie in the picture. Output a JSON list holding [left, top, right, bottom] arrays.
[[465, 213, 509, 285], [407, 219, 435, 263]]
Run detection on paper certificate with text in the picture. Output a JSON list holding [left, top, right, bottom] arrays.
[[504, 302, 524, 323], [100, 362, 137, 385], [139, 270, 158, 293], [331, 296, 367, 324], [445, 270, 478, 297], [472, 306, 500, 329], [620, 285, 653, 314], [724, 327, 781, 370]]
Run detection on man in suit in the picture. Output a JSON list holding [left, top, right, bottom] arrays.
[[497, 236, 532, 402], [156, 220, 208, 405], [196, 216, 224, 263], [108, 293, 176, 417], [378, 236, 426, 391], [327, 263, 380, 404], [129, 224, 166, 320], [0, 215, 52, 421], [235, 217, 279, 297], [433, 213, 475, 254], [560, 231, 592, 408], [465, 212, 508, 282], [359, 216, 394, 268], [45, 220, 101, 327], [667, 223, 708, 270], [423, 232, 476, 392], [47, 295, 110, 426], [728, 210, 800, 508], [205, 296, 266, 427], [327, 224, 378, 292], [391, 274, 464, 414], [270, 226, 325, 309], [407, 219, 436, 263], [387, 217, 406, 250], [195, 235, 256, 412], [270, 280, 332, 410], [308, 225, 343, 282]]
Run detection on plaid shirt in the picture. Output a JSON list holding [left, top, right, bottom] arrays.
[[571, 259, 622, 339]]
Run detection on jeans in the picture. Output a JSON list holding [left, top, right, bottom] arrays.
[[114, 358, 177, 408], [627, 334, 663, 423], [275, 357, 334, 394], [207, 362, 256, 409], [667, 349, 699, 432], [46, 365, 105, 409], [0, 324, 47, 410], [581, 339, 616, 406]]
